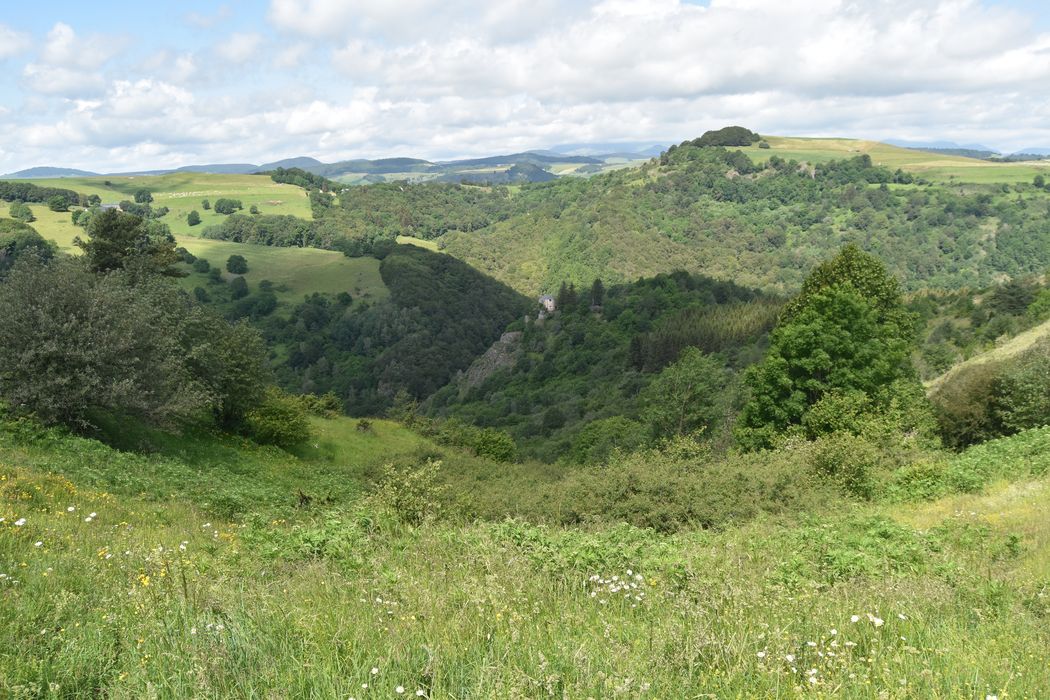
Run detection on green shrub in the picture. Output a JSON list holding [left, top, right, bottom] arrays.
[[8, 201, 34, 222], [930, 362, 1003, 448], [227, 254, 248, 274], [996, 341, 1050, 434], [369, 458, 446, 526], [473, 427, 517, 462], [809, 432, 882, 500], [569, 416, 649, 464], [244, 388, 312, 449], [554, 437, 833, 532]]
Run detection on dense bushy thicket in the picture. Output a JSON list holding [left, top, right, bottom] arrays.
[[268, 167, 339, 192], [691, 125, 762, 147], [202, 213, 344, 249], [0, 219, 55, 274], [0, 257, 271, 430]]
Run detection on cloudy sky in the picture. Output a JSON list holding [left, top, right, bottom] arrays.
[[2, 0, 1050, 172]]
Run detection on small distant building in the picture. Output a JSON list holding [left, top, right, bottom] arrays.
[[539, 295, 556, 313], [99, 203, 121, 211]]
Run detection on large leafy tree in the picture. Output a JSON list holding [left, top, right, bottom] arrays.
[[0, 257, 270, 430], [737, 246, 918, 449], [641, 346, 729, 439], [76, 208, 182, 278]]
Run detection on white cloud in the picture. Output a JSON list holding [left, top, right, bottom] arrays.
[[40, 22, 122, 70], [216, 33, 264, 63], [186, 6, 233, 29], [0, 23, 31, 59], [22, 63, 106, 97], [7, 0, 1050, 173]]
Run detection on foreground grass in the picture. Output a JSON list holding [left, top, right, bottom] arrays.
[[2, 423, 1049, 697]]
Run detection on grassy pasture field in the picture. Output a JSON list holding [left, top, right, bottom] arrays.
[[0, 172, 391, 308], [24, 173, 312, 236], [175, 238, 388, 306], [742, 136, 1050, 184], [2, 414, 1050, 697]]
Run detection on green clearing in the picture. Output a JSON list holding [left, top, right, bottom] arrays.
[[741, 136, 1050, 184], [175, 237, 388, 306], [0, 172, 387, 309], [2, 417, 1050, 697], [395, 234, 439, 250], [23, 173, 311, 236], [0, 205, 387, 308]]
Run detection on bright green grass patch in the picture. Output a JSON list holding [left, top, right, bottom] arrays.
[[2, 422, 1050, 696], [0, 204, 82, 251], [24, 173, 311, 236], [395, 235, 439, 251], [175, 237, 388, 305], [741, 136, 1050, 184]]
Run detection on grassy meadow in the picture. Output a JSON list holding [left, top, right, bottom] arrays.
[[24, 173, 312, 236], [2, 411, 1050, 698], [174, 239, 388, 306], [0, 172, 390, 309], [741, 136, 1050, 184]]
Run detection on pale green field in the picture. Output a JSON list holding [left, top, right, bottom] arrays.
[[742, 136, 1050, 184], [0, 205, 387, 307], [395, 234, 439, 250], [24, 173, 311, 236], [176, 237, 388, 305]]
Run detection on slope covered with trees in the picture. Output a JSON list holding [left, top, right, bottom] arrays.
[[272, 138, 1050, 296]]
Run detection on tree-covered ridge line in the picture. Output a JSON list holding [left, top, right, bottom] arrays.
[[204, 139, 1050, 299]]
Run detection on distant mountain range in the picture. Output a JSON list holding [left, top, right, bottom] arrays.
[[2, 145, 666, 184]]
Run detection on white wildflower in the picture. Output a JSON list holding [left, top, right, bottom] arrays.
[[67, 506, 75, 512], [371, 667, 379, 675], [14, 518, 26, 527], [396, 686, 405, 694], [34, 541, 43, 547], [850, 615, 860, 623], [756, 651, 766, 659]]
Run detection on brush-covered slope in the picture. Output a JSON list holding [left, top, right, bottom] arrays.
[[3, 410, 1050, 697], [435, 143, 1050, 295]]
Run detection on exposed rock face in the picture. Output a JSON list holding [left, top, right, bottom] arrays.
[[460, 331, 522, 390]]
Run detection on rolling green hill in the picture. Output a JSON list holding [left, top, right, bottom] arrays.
[[431, 142, 1050, 295], [739, 136, 1050, 184], [22, 173, 312, 236]]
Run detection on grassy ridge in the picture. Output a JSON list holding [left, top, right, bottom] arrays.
[[22, 173, 311, 236], [2, 417, 1050, 697], [741, 136, 1050, 183]]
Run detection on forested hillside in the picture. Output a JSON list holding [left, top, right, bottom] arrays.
[[253, 243, 531, 414], [429, 271, 778, 460]]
